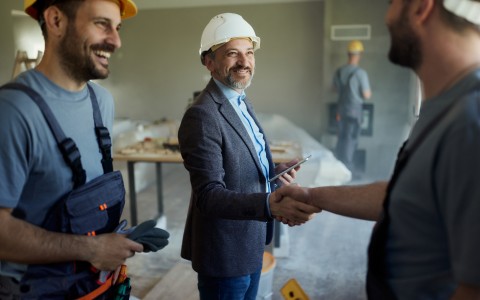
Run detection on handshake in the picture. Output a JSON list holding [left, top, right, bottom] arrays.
[[269, 185, 321, 227]]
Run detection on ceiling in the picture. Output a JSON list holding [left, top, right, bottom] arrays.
[[135, 0, 322, 10]]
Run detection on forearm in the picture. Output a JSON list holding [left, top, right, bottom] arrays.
[[196, 185, 268, 220], [0, 208, 94, 264], [309, 181, 387, 221]]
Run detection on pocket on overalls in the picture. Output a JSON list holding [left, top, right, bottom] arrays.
[[65, 170, 125, 235], [19, 171, 127, 298]]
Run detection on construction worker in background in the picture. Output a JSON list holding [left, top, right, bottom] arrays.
[[277, 0, 480, 298], [178, 12, 319, 300], [0, 0, 166, 298], [333, 40, 372, 178]]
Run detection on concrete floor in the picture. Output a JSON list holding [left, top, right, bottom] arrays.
[[120, 163, 374, 300]]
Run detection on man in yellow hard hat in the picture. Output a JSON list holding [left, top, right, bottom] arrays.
[[0, 0, 143, 298], [333, 40, 372, 178]]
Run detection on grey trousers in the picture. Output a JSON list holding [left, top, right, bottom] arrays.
[[335, 116, 361, 173]]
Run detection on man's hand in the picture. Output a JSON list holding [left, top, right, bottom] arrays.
[[274, 159, 301, 185], [87, 233, 143, 271], [0, 208, 143, 271], [269, 187, 320, 226], [276, 185, 317, 207]]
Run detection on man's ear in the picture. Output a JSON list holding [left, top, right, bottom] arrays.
[[204, 54, 215, 72], [414, 0, 435, 24], [42, 5, 67, 38]]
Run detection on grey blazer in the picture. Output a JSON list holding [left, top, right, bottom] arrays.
[[179, 79, 275, 277]]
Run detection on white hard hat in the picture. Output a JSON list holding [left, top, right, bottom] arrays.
[[199, 13, 261, 56], [443, 0, 480, 26]]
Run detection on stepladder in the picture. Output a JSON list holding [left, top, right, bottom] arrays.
[[11, 50, 43, 79]]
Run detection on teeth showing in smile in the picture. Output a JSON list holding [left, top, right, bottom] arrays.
[[94, 50, 111, 59], [235, 68, 249, 74]]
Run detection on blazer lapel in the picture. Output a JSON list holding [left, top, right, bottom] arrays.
[[206, 80, 266, 178]]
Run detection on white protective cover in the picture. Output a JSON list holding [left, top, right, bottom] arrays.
[[443, 0, 480, 25]]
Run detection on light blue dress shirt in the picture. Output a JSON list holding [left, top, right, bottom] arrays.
[[213, 78, 271, 193]]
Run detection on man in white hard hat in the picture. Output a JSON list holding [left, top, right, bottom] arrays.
[[333, 40, 372, 178], [0, 0, 143, 298], [178, 13, 319, 299], [277, 0, 480, 298]]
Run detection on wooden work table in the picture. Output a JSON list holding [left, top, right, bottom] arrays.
[[114, 138, 302, 227]]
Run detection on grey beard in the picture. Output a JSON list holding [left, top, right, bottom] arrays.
[[226, 73, 253, 90]]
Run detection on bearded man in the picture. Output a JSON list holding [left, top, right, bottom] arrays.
[[178, 13, 319, 300], [0, 0, 143, 298], [277, 0, 480, 298]]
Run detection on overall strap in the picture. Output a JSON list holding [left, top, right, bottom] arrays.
[[87, 84, 113, 173], [346, 67, 358, 85], [1, 82, 114, 186], [338, 66, 358, 87], [2, 82, 86, 188]]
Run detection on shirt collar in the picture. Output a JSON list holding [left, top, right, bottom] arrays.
[[213, 78, 246, 103]]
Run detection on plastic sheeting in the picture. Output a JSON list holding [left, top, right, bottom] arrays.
[[257, 113, 351, 187]]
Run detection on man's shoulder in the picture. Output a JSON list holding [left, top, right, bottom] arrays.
[[356, 67, 368, 75], [187, 98, 219, 120], [0, 81, 40, 113], [192, 89, 221, 107]]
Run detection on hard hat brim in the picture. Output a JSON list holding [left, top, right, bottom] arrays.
[[199, 36, 261, 55], [24, 0, 138, 20]]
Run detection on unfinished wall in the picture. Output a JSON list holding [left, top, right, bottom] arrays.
[[0, 0, 416, 180], [322, 0, 416, 180], [103, 2, 325, 144]]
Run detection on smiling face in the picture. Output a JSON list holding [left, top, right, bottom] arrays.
[[58, 0, 122, 82], [205, 38, 256, 92]]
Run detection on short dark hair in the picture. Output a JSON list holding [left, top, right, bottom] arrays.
[[36, 0, 84, 39], [200, 49, 215, 65]]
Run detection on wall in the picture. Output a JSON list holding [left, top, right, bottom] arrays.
[[0, 0, 21, 83], [322, 0, 416, 180], [103, 2, 325, 144], [0, 0, 417, 180]]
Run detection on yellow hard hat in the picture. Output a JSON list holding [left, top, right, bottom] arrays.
[[24, 0, 138, 21], [347, 40, 364, 54]]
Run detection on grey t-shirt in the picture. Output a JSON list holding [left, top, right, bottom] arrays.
[[0, 69, 114, 278], [386, 69, 480, 299]]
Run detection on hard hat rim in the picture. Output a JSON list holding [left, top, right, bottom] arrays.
[[199, 36, 261, 56], [24, 0, 138, 20]]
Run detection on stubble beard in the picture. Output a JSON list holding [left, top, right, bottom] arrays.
[[388, 6, 422, 70], [58, 23, 111, 83]]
